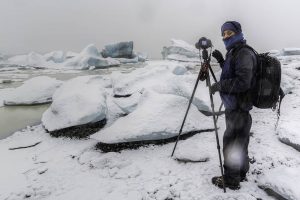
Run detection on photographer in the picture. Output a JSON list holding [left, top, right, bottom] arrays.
[[210, 21, 257, 190]]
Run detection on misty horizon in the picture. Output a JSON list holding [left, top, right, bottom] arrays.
[[1, 0, 300, 58]]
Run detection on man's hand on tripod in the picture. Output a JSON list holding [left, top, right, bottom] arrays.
[[212, 50, 224, 65], [210, 82, 221, 95]]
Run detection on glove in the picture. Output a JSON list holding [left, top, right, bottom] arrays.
[[212, 50, 224, 64], [210, 82, 221, 95]]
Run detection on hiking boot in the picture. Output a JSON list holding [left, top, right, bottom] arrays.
[[240, 176, 248, 182], [212, 176, 240, 190]]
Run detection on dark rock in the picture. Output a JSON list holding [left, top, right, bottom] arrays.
[[47, 119, 107, 138]]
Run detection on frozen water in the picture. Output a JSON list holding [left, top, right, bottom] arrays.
[[4, 76, 62, 105], [91, 90, 213, 143], [42, 76, 108, 131]]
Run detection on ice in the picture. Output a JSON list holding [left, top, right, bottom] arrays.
[[112, 60, 220, 112], [64, 44, 120, 69], [7, 52, 45, 67], [42, 76, 108, 131], [3, 76, 63, 105], [101, 41, 134, 58], [259, 166, 300, 200], [43, 51, 65, 63], [91, 90, 213, 143], [116, 56, 139, 64], [161, 39, 200, 62], [173, 132, 214, 162], [112, 91, 142, 114], [281, 48, 300, 56], [0, 88, 13, 107]]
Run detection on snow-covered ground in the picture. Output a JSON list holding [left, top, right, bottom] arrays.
[[1, 57, 300, 200]]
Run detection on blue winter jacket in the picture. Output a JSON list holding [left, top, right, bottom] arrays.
[[219, 41, 257, 111]]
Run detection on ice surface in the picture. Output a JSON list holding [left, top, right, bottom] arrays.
[[4, 76, 63, 105], [91, 90, 213, 143], [281, 48, 300, 56], [42, 76, 108, 131]]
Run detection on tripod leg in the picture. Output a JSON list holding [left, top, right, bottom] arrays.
[[171, 74, 201, 157], [207, 73, 226, 193]]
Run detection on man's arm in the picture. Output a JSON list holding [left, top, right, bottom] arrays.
[[220, 48, 255, 94]]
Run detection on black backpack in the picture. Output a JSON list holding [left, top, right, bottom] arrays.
[[232, 44, 285, 110]]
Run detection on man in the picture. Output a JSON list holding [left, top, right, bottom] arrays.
[[210, 21, 257, 190]]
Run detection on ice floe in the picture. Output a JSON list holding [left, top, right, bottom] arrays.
[[91, 90, 213, 143], [42, 76, 108, 132], [4, 76, 62, 106]]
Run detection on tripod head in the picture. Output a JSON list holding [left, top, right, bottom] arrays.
[[195, 37, 213, 81]]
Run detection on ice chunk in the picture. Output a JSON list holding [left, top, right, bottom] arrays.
[[64, 44, 120, 69], [281, 48, 300, 56], [112, 91, 142, 114], [0, 88, 13, 107], [112, 61, 220, 112], [162, 39, 199, 62], [101, 41, 134, 58], [173, 133, 214, 162], [42, 76, 108, 131], [44, 51, 65, 63], [4, 76, 62, 105], [259, 166, 300, 200], [7, 52, 44, 67], [91, 90, 213, 143]]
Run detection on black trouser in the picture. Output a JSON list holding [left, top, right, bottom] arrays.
[[223, 109, 252, 184]]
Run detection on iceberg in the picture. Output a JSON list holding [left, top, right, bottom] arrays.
[[91, 90, 213, 144], [64, 44, 120, 69], [4, 76, 62, 105], [101, 41, 134, 58], [161, 39, 200, 62], [43, 51, 65, 63], [111, 61, 220, 112], [42, 76, 108, 133]]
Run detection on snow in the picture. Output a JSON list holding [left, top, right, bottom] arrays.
[[112, 60, 221, 112], [42, 76, 108, 131], [3, 76, 63, 105], [259, 166, 300, 200], [91, 90, 214, 143], [112, 91, 142, 114], [1, 58, 300, 200]]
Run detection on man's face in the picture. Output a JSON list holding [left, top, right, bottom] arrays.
[[222, 30, 235, 40]]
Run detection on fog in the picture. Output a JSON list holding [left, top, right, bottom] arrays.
[[0, 0, 300, 58]]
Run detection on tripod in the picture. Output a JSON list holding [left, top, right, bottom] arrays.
[[171, 48, 226, 193]]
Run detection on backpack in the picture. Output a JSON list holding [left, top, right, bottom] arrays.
[[231, 44, 285, 110]]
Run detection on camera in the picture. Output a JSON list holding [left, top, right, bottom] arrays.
[[195, 37, 212, 50]]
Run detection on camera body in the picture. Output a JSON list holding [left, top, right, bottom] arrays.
[[195, 37, 212, 50]]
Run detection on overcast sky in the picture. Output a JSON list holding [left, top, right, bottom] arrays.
[[0, 0, 299, 58]]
